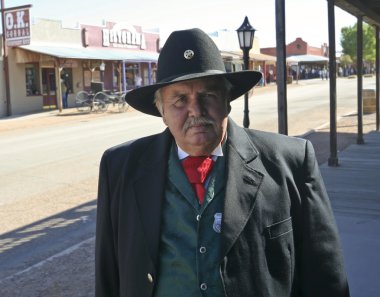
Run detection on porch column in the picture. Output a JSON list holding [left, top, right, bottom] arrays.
[[56, 59, 63, 112], [357, 16, 364, 144], [122, 61, 126, 92], [376, 26, 379, 131], [148, 62, 152, 85], [327, 0, 338, 166], [275, 0, 288, 135]]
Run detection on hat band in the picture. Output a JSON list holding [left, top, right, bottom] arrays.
[[158, 70, 226, 84]]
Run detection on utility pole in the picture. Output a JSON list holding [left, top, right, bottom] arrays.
[[1, 0, 11, 116]]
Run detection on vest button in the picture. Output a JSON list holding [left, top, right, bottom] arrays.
[[199, 246, 207, 253], [147, 273, 154, 283], [200, 283, 208, 290]]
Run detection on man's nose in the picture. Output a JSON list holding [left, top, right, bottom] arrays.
[[188, 98, 205, 117]]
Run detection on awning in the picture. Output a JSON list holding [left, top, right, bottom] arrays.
[[251, 53, 277, 63], [18, 44, 159, 62], [221, 51, 277, 64], [287, 55, 329, 63]]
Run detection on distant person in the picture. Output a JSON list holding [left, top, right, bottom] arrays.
[[95, 28, 350, 297], [135, 74, 142, 88], [64, 79, 70, 107], [61, 78, 68, 108]]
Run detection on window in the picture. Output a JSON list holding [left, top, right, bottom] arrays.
[[25, 63, 41, 96]]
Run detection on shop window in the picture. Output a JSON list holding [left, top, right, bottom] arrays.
[[25, 64, 41, 96]]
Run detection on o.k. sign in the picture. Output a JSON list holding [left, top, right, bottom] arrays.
[[4, 7, 31, 46]]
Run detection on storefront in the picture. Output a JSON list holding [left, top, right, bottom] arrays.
[[1, 18, 159, 116]]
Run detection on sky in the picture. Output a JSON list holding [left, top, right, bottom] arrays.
[[3, 0, 357, 51]]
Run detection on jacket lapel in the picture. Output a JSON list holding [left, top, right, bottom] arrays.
[[221, 119, 265, 257], [131, 129, 172, 267]]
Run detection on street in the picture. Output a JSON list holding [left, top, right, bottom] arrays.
[[0, 76, 376, 294]]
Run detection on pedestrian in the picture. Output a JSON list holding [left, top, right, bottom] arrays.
[[64, 79, 70, 107], [95, 28, 350, 297], [60, 77, 68, 108], [135, 73, 142, 88]]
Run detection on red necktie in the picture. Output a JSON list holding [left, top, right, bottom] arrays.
[[182, 156, 214, 204]]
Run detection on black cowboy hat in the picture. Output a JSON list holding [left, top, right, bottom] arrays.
[[125, 28, 262, 117]]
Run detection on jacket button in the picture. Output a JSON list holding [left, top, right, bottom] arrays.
[[147, 273, 154, 283], [200, 283, 207, 290]]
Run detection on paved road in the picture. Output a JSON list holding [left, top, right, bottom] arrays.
[[0, 76, 376, 291], [230, 76, 375, 134]]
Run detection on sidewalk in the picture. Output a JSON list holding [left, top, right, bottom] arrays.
[[320, 130, 380, 297]]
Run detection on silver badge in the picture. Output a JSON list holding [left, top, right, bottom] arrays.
[[213, 213, 222, 233], [184, 49, 194, 60]]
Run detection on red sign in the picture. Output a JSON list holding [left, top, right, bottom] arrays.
[[4, 8, 31, 46]]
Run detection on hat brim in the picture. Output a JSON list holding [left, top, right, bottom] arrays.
[[125, 70, 262, 117]]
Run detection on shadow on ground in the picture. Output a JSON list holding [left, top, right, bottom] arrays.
[[0, 200, 96, 281]]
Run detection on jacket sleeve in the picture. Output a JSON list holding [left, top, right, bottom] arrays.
[[95, 151, 120, 297], [299, 140, 350, 297]]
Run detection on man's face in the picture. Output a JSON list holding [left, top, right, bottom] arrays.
[[160, 77, 230, 156]]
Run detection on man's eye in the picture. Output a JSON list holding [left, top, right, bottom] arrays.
[[173, 96, 186, 107], [203, 93, 218, 102]]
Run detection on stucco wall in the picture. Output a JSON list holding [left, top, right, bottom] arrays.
[[8, 49, 43, 115], [31, 18, 81, 45]]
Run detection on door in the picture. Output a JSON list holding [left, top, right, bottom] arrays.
[[41, 68, 57, 109]]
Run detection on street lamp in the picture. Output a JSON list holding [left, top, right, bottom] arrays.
[[237, 16, 256, 128]]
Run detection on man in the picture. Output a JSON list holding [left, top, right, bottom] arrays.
[[96, 28, 349, 297]]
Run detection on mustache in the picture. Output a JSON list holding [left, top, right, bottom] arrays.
[[183, 116, 215, 133]]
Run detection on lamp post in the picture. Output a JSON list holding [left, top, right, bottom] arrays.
[[237, 16, 256, 128]]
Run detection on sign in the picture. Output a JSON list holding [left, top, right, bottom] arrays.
[[4, 8, 31, 46], [102, 23, 146, 49]]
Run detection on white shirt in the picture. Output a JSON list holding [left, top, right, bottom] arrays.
[[176, 144, 224, 161]]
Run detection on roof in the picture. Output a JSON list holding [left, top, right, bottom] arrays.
[[251, 53, 277, 62], [19, 44, 159, 62], [287, 54, 329, 63], [221, 51, 277, 63], [335, 0, 380, 27]]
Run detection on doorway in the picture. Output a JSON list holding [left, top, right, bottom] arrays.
[[41, 68, 57, 109]]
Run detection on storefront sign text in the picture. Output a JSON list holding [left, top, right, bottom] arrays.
[[102, 27, 146, 49]]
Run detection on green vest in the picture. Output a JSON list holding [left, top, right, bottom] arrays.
[[154, 144, 226, 297]]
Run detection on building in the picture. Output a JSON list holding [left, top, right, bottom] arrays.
[[210, 29, 276, 86], [261, 37, 328, 57], [261, 37, 329, 82], [1, 21, 279, 117], [0, 18, 159, 117]]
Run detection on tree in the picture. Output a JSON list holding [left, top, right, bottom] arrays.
[[340, 22, 376, 64], [339, 54, 353, 68]]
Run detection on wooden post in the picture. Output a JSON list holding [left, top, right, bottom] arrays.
[[327, 0, 339, 166], [376, 26, 379, 131], [357, 17, 364, 144], [56, 59, 63, 112], [275, 0, 288, 135], [1, 0, 11, 116]]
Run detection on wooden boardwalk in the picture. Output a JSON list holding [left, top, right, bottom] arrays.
[[320, 130, 380, 297]]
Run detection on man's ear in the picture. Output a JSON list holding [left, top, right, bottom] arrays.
[[227, 103, 231, 114], [162, 114, 168, 126]]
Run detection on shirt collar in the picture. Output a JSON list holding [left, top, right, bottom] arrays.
[[176, 135, 226, 161]]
